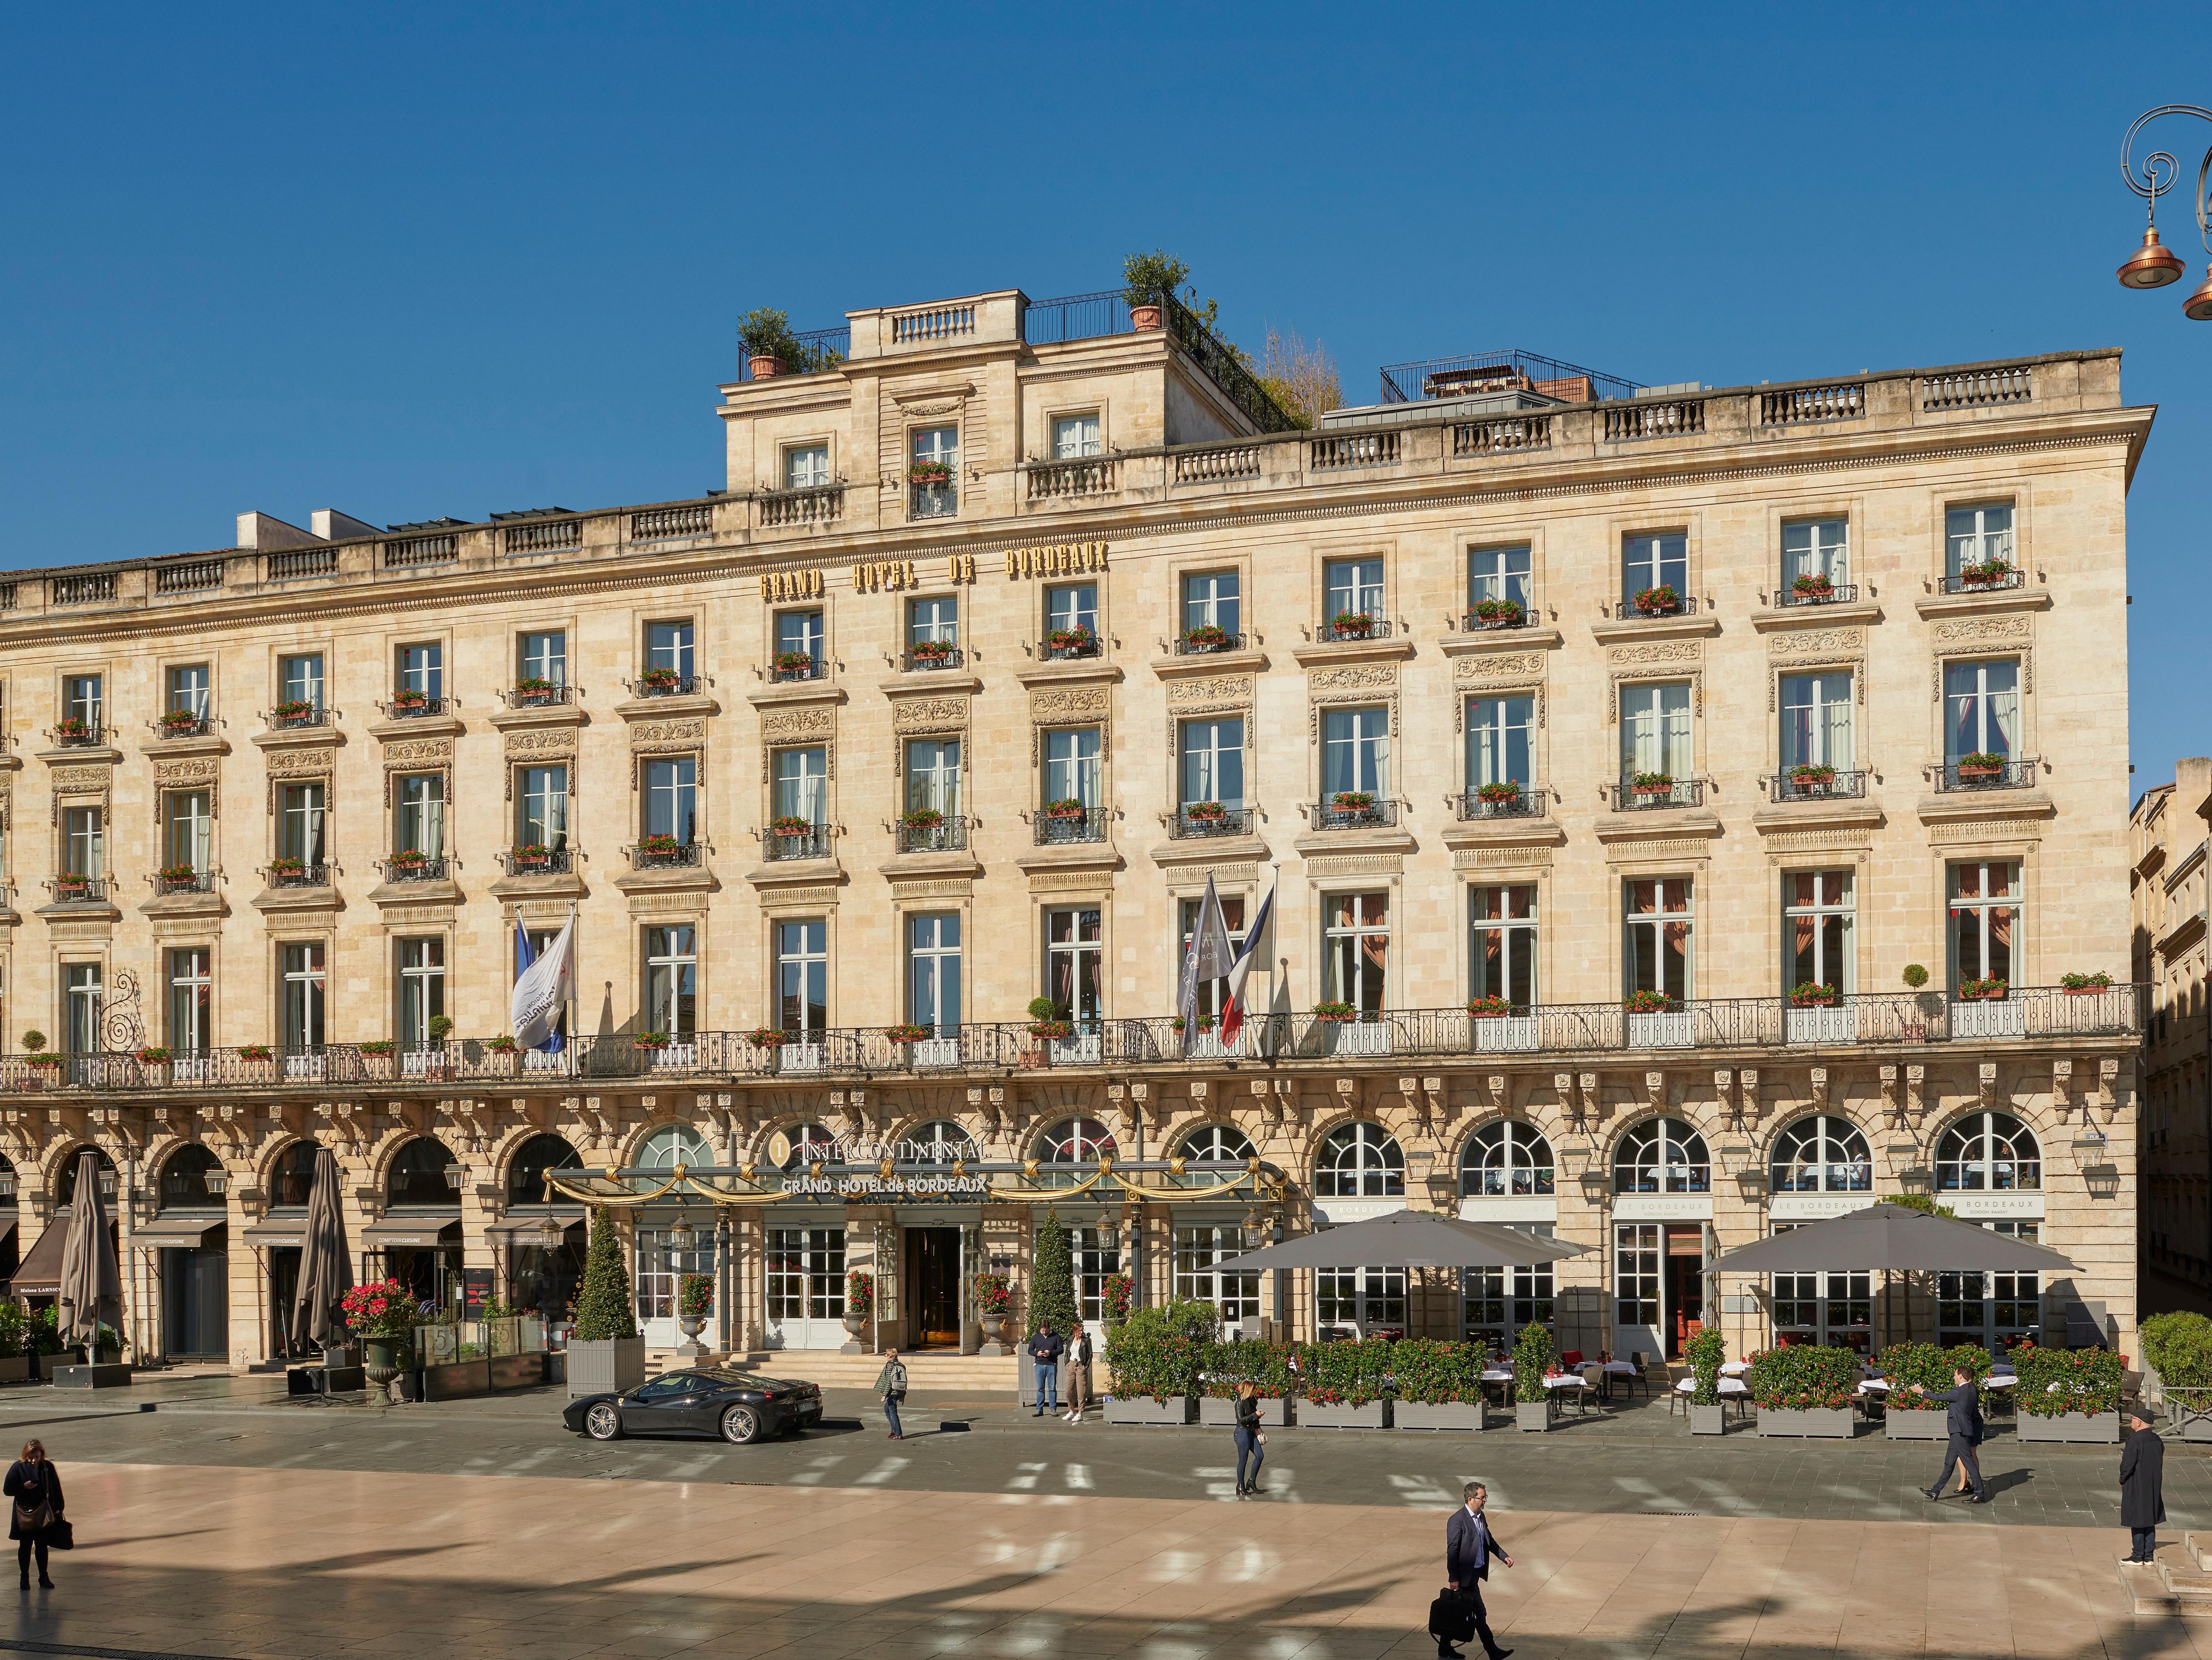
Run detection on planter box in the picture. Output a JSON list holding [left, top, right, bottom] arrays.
[[1515, 1402, 1553, 1433], [1297, 1400, 1387, 1429], [1883, 1409, 1950, 1440], [489, 1351, 546, 1391], [1757, 1407, 1855, 1438], [0, 1357, 31, 1383], [1199, 1395, 1288, 1427], [1394, 1401, 1484, 1430], [1104, 1394, 1192, 1425], [2018, 1410, 2120, 1444], [566, 1336, 646, 1397], [1690, 1403, 1728, 1435], [424, 1358, 492, 1401], [51, 1362, 133, 1390]]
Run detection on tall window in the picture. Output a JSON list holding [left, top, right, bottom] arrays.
[[1043, 727, 1100, 807], [905, 739, 960, 816], [1938, 1219, 2042, 1352], [1780, 672, 1853, 771], [277, 783, 325, 866], [281, 942, 325, 1050], [1613, 1118, 1710, 1194], [1949, 861, 2019, 988], [911, 425, 958, 517], [1178, 895, 1248, 1018], [1179, 718, 1244, 808], [397, 774, 446, 855], [907, 595, 958, 648], [1068, 1226, 1121, 1323], [1465, 1238, 1554, 1345], [774, 610, 823, 664], [1045, 907, 1102, 1023], [1173, 1226, 1259, 1331], [1466, 696, 1533, 788], [397, 642, 443, 699], [1177, 1123, 1256, 1164], [644, 925, 697, 1035], [1623, 531, 1687, 598], [1323, 557, 1384, 620], [166, 790, 213, 874], [1944, 660, 2019, 761], [1051, 413, 1101, 458], [1772, 1258, 1871, 1351], [168, 664, 211, 718], [1460, 1121, 1554, 1197], [1469, 885, 1537, 1006], [1317, 1266, 1406, 1332], [1945, 503, 2014, 577], [279, 653, 324, 711], [784, 443, 830, 490], [63, 963, 102, 1054], [398, 938, 445, 1050], [1321, 706, 1389, 798], [62, 805, 103, 876], [1769, 1115, 1872, 1192], [1037, 1118, 1116, 1164], [1624, 878, 1693, 1000], [1620, 683, 1692, 779], [518, 766, 568, 849], [167, 948, 211, 1053], [519, 631, 567, 685], [644, 621, 694, 680], [1785, 871, 1854, 995], [641, 757, 697, 842], [907, 913, 961, 1028], [1781, 518, 1849, 589], [62, 674, 102, 730], [1045, 582, 1097, 638], [1181, 570, 1240, 637], [1324, 892, 1389, 1013], [1936, 1112, 2040, 1192], [1468, 545, 1532, 612], [1314, 1122, 1403, 1198], [774, 748, 827, 826], [775, 919, 826, 1035]]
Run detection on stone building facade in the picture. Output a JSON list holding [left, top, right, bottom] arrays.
[[2132, 759, 2212, 1314], [0, 287, 2150, 1370]]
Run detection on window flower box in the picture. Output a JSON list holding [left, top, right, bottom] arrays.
[[1960, 560, 2014, 586], [389, 691, 429, 711], [1477, 780, 1523, 805], [1957, 976, 2008, 1001], [1046, 627, 1097, 653], [909, 461, 953, 487], [636, 834, 682, 856], [637, 668, 682, 692], [1472, 598, 1524, 627], [1630, 772, 1674, 797], [745, 1028, 788, 1048], [1183, 801, 1227, 822], [1041, 798, 1087, 820], [272, 700, 316, 725], [485, 1037, 518, 1054], [1328, 611, 1375, 637], [1312, 1001, 1358, 1023], [510, 845, 552, 870], [633, 1031, 671, 1051], [2060, 971, 2114, 994], [388, 849, 430, 868], [160, 709, 205, 732], [1788, 982, 1839, 1007], [1790, 574, 1834, 599], [1634, 585, 1682, 616], [900, 808, 943, 830], [268, 856, 305, 875], [1624, 991, 1673, 1014], [55, 876, 92, 898], [514, 677, 556, 702], [884, 1023, 932, 1044], [238, 1044, 273, 1063], [908, 639, 954, 663], [770, 652, 817, 677], [1467, 995, 1513, 1018], [1955, 752, 2005, 780], [1330, 790, 1375, 811], [1183, 623, 1230, 649], [53, 717, 92, 742], [1787, 763, 1837, 789], [1027, 1020, 1075, 1040]]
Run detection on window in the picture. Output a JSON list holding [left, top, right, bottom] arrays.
[[1949, 861, 2019, 988], [1468, 545, 1532, 612], [904, 1121, 974, 1163], [641, 756, 697, 842], [1323, 557, 1384, 621], [907, 595, 958, 648], [765, 1227, 844, 1321], [1936, 1111, 2039, 1193], [1613, 1118, 1710, 1194], [1461, 1120, 1554, 1197], [911, 425, 958, 517], [1469, 885, 1537, 1007], [279, 783, 326, 863], [1045, 907, 1102, 1023], [644, 621, 694, 680], [168, 664, 211, 717], [62, 674, 102, 730], [1623, 532, 1687, 599], [784, 443, 830, 490], [1179, 718, 1244, 808], [1045, 582, 1097, 639], [1177, 1123, 1257, 1164], [1324, 892, 1389, 1014], [640, 1123, 713, 1171], [1785, 871, 1855, 995], [1772, 1256, 1871, 1351], [1466, 696, 1533, 789], [1314, 1121, 1402, 1199], [167, 948, 211, 1053], [1939, 1220, 2042, 1351], [1068, 1226, 1121, 1323], [1768, 1114, 1871, 1193], [387, 1137, 458, 1208], [1465, 1227, 1554, 1344], [281, 942, 325, 1050], [397, 938, 445, 1050], [63, 963, 102, 1054], [1321, 706, 1390, 798], [774, 919, 826, 1036], [1624, 878, 1694, 1000], [1181, 570, 1240, 637], [774, 610, 823, 664], [1174, 1226, 1259, 1332], [1781, 519, 1849, 590], [1316, 1265, 1406, 1334], [644, 925, 697, 1036], [1620, 683, 1692, 780], [165, 791, 212, 875], [773, 747, 827, 826], [1051, 413, 1100, 459], [905, 739, 960, 816], [518, 766, 569, 850], [62, 805, 103, 877], [519, 631, 567, 686], [1043, 727, 1100, 808], [507, 1134, 582, 1208], [279, 653, 324, 711], [1944, 660, 2019, 761], [907, 913, 961, 1028], [159, 1144, 223, 1210], [267, 1141, 320, 1208], [1780, 672, 1853, 771], [397, 774, 446, 855], [1945, 503, 2014, 577], [1037, 1117, 1116, 1164], [1178, 895, 1248, 1018], [397, 642, 443, 700]]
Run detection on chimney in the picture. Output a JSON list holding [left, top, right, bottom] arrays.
[[311, 510, 380, 542], [236, 512, 326, 551]]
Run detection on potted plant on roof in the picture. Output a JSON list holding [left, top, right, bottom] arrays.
[[1511, 1320, 1555, 1431], [570, 1209, 646, 1396], [1630, 771, 1675, 799], [1121, 249, 1186, 332], [1955, 751, 2005, 782], [842, 1269, 873, 1352], [1183, 622, 1230, 651], [1788, 762, 1837, 792], [272, 698, 316, 726], [160, 706, 205, 735], [1790, 571, 1835, 601], [1329, 610, 1376, 638], [1685, 1324, 1729, 1434], [738, 307, 801, 380], [2060, 970, 2115, 996], [1473, 597, 1524, 627], [1789, 981, 1839, 1007], [771, 649, 817, 679], [1634, 584, 1682, 616], [1749, 1343, 1858, 1437]]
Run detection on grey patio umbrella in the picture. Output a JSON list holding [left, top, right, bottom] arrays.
[[289, 1146, 354, 1352], [55, 1149, 120, 1357], [1210, 1209, 1589, 1274]]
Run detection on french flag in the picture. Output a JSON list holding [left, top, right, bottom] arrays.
[[1217, 882, 1276, 1046]]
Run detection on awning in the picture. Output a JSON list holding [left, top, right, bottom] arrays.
[[484, 1209, 586, 1236], [241, 1221, 306, 1247], [1213, 1210, 1590, 1273], [12, 1222, 67, 1295], [129, 1218, 227, 1249], [360, 1217, 461, 1249]]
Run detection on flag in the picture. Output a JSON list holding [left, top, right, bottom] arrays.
[[1218, 881, 1276, 1046], [1177, 873, 1236, 1034], [512, 910, 574, 1053]]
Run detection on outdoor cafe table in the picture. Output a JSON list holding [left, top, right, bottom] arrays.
[[1674, 1375, 1750, 1420]]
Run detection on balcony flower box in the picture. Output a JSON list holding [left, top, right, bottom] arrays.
[[1467, 995, 1513, 1018], [1183, 801, 1227, 822], [237, 1045, 273, 1066], [1955, 752, 2005, 780], [2017, 1411, 2119, 1444], [1027, 1019, 1075, 1040], [2060, 971, 2115, 995], [1630, 773, 1674, 797], [745, 1028, 789, 1049], [156, 865, 202, 893], [1960, 560, 2014, 586], [1790, 574, 1834, 600], [53, 717, 92, 742], [1330, 790, 1375, 811], [1328, 612, 1375, 638], [909, 461, 953, 487], [637, 668, 682, 693], [1472, 598, 1524, 627], [485, 1036, 518, 1055], [1624, 991, 1673, 1015], [1634, 585, 1682, 616], [268, 857, 306, 877], [510, 845, 552, 871], [908, 640, 954, 663], [514, 677, 557, 702], [770, 652, 816, 678], [1756, 1407, 1854, 1438], [389, 691, 430, 712], [1183, 623, 1230, 649], [1957, 976, 2007, 1002], [1787, 763, 1837, 790], [1477, 780, 1523, 805], [1041, 798, 1088, 821], [884, 1024, 932, 1044], [1313, 1001, 1358, 1023], [900, 808, 943, 831], [55, 876, 92, 898], [160, 709, 205, 733], [635, 834, 682, 857], [272, 700, 317, 725], [1168, 1014, 1215, 1034], [633, 1032, 671, 1052], [1788, 982, 1839, 1007]]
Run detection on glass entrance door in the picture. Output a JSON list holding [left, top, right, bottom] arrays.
[[905, 1227, 962, 1348], [161, 1243, 228, 1358], [764, 1226, 847, 1349], [1613, 1222, 1705, 1361]]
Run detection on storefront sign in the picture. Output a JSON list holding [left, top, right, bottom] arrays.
[[1612, 1193, 1714, 1222], [787, 1173, 990, 1199], [761, 569, 826, 603], [1004, 542, 1108, 579], [1768, 1191, 1879, 1221], [1945, 1192, 2046, 1220], [1312, 1198, 1407, 1226], [769, 1132, 980, 1165], [1458, 1195, 1558, 1224]]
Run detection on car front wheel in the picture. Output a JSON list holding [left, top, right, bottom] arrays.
[[583, 1402, 623, 1441], [721, 1404, 761, 1444]]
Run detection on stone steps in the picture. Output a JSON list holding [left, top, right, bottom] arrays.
[[2113, 1534, 2212, 1616]]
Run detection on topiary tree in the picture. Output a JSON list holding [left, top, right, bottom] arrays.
[[1030, 1205, 1077, 1339], [572, 1208, 638, 1342]]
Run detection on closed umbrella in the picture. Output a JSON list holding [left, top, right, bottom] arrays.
[[290, 1147, 354, 1352], [1210, 1210, 1589, 1273], [55, 1149, 120, 1359]]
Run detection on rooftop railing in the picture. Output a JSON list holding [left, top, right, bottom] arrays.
[[1379, 350, 1639, 405], [629, 504, 714, 542], [734, 327, 851, 382]]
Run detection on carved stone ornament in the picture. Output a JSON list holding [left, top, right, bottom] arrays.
[[380, 737, 454, 768], [1307, 664, 1398, 694], [629, 718, 707, 752], [1768, 627, 1867, 659], [1932, 615, 2031, 644], [504, 726, 578, 759], [263, 746, 333, 778], [761, 707, 836, 743], [893, 696, 970, 735], [1455, 652, 1548, 684], [152, 757, 220, 789], [1164, 675, 1254, 710], [49, 766, 111, 793], [1030, 686, 1111, 724], [1605, 641, 1704, 667]]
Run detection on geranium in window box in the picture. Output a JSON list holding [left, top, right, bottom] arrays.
[[1477, 780, 1522, 805], [900, 807, 944, 830], [268, 856, 306, 876], [485, 1035, 518, 1054], [1473, 597, 1524, 626], [636, 833, 682, 856], [1789, 981, 1839, 1007], [633, 1031, 671, 1051], [1787, 763, 1836, 789], [1957, 976, 2008, 1001], [770, 651, 817, 678], [1183, 801, 1227, 822], [135, 1046, 171, 1066], [1047, 626, 1097, 652], [53, 716, 92, 742], [745, 1027, 789, 1048], [358, 1040, 395, 1057], [238, 1044, 273, 1062], [54, 875, 91, 898], [1312, 1000, 1358, 1023], [156, 863, 200, 890], [1790, 573, 1834, 599], [510, 844, 552, 868], [1041, 798, 1087, 821], [884, 1023, 932, 1044], [1624, 990, 1673, 1014], [272, 700, 316, 725], [1168, 1013, 1215, 1033], [1330, 790, 1376, 811], [2059, 970, 2115, 995], [1630, 772, 1675, 796], [769, 816, 815, 837], [637, 666, 682, 691], [908, 639, 954, 663], [388, 847, 430, 867], [1027, 1018, 1075, 1039], [909, 461, 953, 487], [1960, 559, 2013, 586], [1183, 623, 1230, 649], [160, 707, 205, 732], [514, 675, 557, 702], [1634, 585, 1682, 615], [1329, 611, 1375, 637], [1955, 751, 2006, 780], [389, 689, 429, 711], [1467, 995, 1513, 1018]]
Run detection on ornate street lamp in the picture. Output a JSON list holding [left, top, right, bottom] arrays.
[[2117, 106, 2212, 317], [669, 1213, 698, 1253], [536, 1211, 564, 1246]]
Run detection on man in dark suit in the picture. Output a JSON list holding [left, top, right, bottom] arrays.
[[1913, 1366, 1989, 1503], [2121, 1408, 2166, 1563], [1441, 1480, 1513, 1660]]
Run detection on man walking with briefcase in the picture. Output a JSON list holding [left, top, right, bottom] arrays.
[[1433, 1480, 1512, 1660]]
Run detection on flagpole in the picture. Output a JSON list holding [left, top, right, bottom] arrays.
[[566, 901, 578, 1073]]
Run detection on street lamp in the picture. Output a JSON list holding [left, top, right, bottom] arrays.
[[2117, 106, 2212, 318]]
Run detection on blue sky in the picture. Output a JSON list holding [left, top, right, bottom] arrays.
[[3, 3, 2205, 781]]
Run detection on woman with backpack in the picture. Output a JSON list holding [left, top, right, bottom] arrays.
[[874, 1347, 909, 1440], [4, 1439, 62, 1589]]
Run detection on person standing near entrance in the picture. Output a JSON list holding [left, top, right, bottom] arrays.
[[2121, 1407, 2166, 1563], [874, 1347, 908, 1442], [1912, 1366, 1989, 1503], [1061, 1322, 1092, 1423], [1027, 1321, 1064, 1417], [5, 1440, 62, 1590], [1439, 1480, 1512, 1660]]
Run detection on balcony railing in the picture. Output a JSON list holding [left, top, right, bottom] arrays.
[[629, 504, 714, 541], [901, 646, 964, 672], [1777, 582, 1860, 607], [1026, 457, 1117, 502], [735, 326, 850, 381], [1041, 632, 1102, 661], [380, 696, 447, 719], [764, 826, 833, 862], [1316, 616, 1394, 643], [1313, 797, 1399, 830], [500, 683, 576, 707], [1172, 629, 1246, 655], [760, 485, 844, 528], [1760, 383, 1865, 425], [1460, 601, 1533, 631], [896, 815, 969, 854], [1034, 806, 1108, 845], [1311, 432, 1400, 470], [51, 573, 119, 606], [1940, 567, 2026, 595], [1023, 290, 1123, 345], [1938, 757, 2038, 792], [1458, 784, 1543, 820], [628, 842, 703, 870], [1603, 398, 1705, 441], [265, 863, 329, 888], [499, 848, 574, 876], [769, 655, 825, 683], [264, 705, 328, 729], [155, 712, 213, 738], [1768, 769, 1869, 803], [910, 483, 957, 521], [1614, 594, 1700, 620], [1610, 779, 1707, 810], [155, 870, 217, 896], [378, 856, 451, 882], [47, 876, 107, 904], [631, 674, 700, 698], [50, 725, 106, 748], [265, 547, 338, 581], [1453, 415, 1553, 455], [1170, 806, 1251, 839]]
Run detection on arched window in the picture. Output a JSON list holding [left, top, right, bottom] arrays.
[[387, 1137, 459, 1207], [1613, 1118, 1710, 1194], [1460, 1121, 1554, 1198], [507, 1135, 582, 1208], [52, 1146, 117, 1209], [1177, 1124, 1256, 1164], [776, 1122, 833, 1173], [267, 1140, 319, 1209], [1037, 1118, 1115, 1163], [159, 1144, 223, 1210], [1768, 1115, 1872, 1193], [1935, 1112, 2041, 1191], [1315, 1122, 1404, 1199], [901, 1121, 976, 1163], [640, 1123, 713, 1171]]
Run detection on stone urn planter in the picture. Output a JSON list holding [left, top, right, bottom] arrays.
[[566, 1336, 645, 1398], [1515, 1401, 1554, 1433], [1199, 1394, 1289, 1427], [1882, 1408, 1950, 1440], [1756, 1407, 1855, 1438], [1394, 1401, 1485, 1430], [2018, 1411, 2120, 1444], [840, 1313, 868, 1356], [675, 1313, 708, 1360], [979, 1314, 1008, 1355], [1297, 1399, 1387, 1429], [1690, 1403, 1728, 1435], [1104, 1394, 1191, 1425], [362, 1335, 407, 1403]]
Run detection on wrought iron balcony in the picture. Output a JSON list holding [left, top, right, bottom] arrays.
[[910, 482, 957, 521], [631, 673, 698, 698], [1768, 768, 1869, 803], [1316, 616, 1393, 643], [48, 875, 107, 903], [1460, 601, 1533, 632], [499, 847, 574, 876], [381, 695, 446, 719], [49, 725, 105, 748], [1042, 631, 1102, 661], [378, 856, 451, 882], [265, 862, 329, 888], [1034, 806, 1108, 845], [501, 683, 576, 707], [900, 646, 964, 672], [1938, 757, 2038, 792], [1610, 779, 1707, 810], [896, 815, 969, 854], [1170, 805, 1251, 839], [1614, 594, 1700, 621], [265, 704, 327, 728], [1172, 629, 1246, 655], [1458, 783, 1543, 819], [764, 825, 833, 862], [768, 655, 825, 684], [155, 712, 213, 738], [155, 869, 216, 895], [1940, 566, 2026, 596], [1313, 796, 1399, 830], [1777, 582, 1860, 608], [628, 841, 703, 870]]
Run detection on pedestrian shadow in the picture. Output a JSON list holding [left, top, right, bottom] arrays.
[[1985, 1468, 2034, 1497], [72, 1528, 221, 1550]]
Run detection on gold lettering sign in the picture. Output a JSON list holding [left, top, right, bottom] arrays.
[[945, 553, 977, 584], [762, 569, 825, 603], [852, 560, 919, 592], [1004, 542, 1109, 579]]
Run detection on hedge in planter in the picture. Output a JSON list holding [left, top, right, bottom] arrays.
[[1749, 1343, 1859, 1437], [1684, 1324, 1728, 1434], [1104, 1298, 1216, 1423], [1391, 1338, 1488, 1429], [2144, 1310, 2212, 1439], [1875, 1342, 1990, 1438], [568, 1208, 645, 1395], [2012, 1340, 2123, 1442], [1297, 1337, 1395, 1426], [1511, 1321, 1554, 1430], [1197, 1338, 1296, 1426]]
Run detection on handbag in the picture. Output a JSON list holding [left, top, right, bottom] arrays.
[[12, 1493, 49, 1537], [1427, 1588, 1476, 1643], [44, 1517, 71, 1551]]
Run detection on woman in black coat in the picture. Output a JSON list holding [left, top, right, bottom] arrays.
[[3, 1438, 61, 1588], [2121, 1409, 2166, 1564]]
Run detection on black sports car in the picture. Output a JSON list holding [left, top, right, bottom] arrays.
[[562, 1366, 823, 1444]]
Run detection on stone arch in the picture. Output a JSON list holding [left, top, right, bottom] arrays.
[[623, 1117, 715, 1170], [1295, 1105, 1389, 1175], [745, 1115, 834, 1167]]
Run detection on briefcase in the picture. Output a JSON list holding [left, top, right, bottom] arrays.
[[1428, 1588, 1475, 1643]]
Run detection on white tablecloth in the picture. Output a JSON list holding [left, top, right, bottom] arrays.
[[1480, 1368, 1514, 1383], [1720, 1361, 1751, 1376], [1676, 1376, 1747, 1396], [1603, 1360, 1637, 1376], [1544, 1375, 1589, 1391]]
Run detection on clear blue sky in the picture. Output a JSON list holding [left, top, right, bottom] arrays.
[[3, 4, 2204, 782]]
